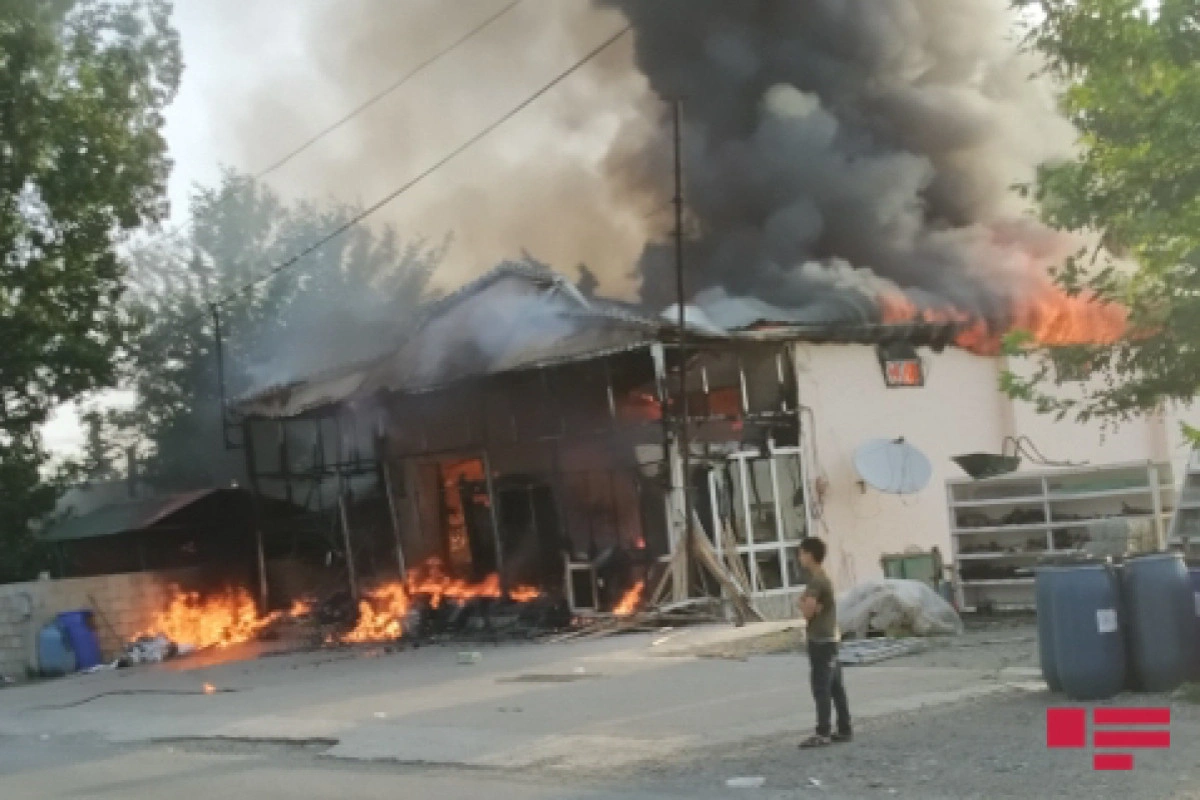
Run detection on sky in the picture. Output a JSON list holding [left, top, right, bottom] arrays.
[[44, 0, 647, 458]]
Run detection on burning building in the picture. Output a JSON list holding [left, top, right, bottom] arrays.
[[224, 0, 1193, 622], [231, 258, 1198, 622]]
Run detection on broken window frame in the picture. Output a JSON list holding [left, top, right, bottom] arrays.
[[711, 445, 811, 597]]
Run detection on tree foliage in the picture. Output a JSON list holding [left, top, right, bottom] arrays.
[[0, 0, 180, 581], [1006, 0, 1200, 424], [111, 171, 445, 491]]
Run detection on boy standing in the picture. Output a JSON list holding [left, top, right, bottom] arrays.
[[797, 537, 852, 747]]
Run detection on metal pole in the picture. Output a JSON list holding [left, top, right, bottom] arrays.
[[381, 452, 408, 580], [673, 98, 693, 598], [481, 450, 506, 593], [255, 527, 269, 610], [339, 492, 359, 601], [209, 302, 237, 450]]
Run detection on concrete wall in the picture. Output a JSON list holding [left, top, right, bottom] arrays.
[[794, 344, 1175, 592], [0, 569, 204, 681]]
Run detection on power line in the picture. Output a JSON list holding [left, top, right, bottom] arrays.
[[216, 23, 632, 308], [254, 0, 525, 180]]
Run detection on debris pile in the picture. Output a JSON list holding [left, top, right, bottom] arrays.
[[547, 598, 727, 643], [121, 634, 194, 665], [326, 558, 552, 645]]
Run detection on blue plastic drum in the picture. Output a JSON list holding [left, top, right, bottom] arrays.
[[1123, 554, 1193, 693], [1035, 565, 1062, 692], [1052, 564, 1126, 701], [55, 610, 103, 671]]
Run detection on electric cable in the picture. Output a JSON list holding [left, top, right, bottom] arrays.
[[215, 23, 632, 308], [255, 0, 525, 180]]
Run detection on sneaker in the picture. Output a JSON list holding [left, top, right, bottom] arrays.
[[832, 731, 853, 743], [799, 734, 832, 748]]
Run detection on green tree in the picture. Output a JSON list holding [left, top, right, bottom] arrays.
[[0, 0, 180, 581], [1006, 0, 1200, 427], [116, 171, 444, 491]]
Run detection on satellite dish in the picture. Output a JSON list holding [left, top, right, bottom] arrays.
[[854, 438, 932, 495]]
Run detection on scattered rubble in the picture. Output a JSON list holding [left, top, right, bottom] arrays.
[[838, 638, 925, 665]]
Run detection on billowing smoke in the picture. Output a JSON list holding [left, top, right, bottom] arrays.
[[217, 0, 648, 296], [598, 0, 1082, 330]]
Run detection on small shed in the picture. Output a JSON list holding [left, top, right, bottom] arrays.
[[41, 488, 267, 580]]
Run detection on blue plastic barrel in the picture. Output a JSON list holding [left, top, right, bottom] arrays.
[[37, 623, 77, 677], [1052, 564, 1126, 701], [1123, 554, 1193, 693], [1035, 565, 1062, 692], [1190, 569, 1200, 681], [56, 610, 102, 670]]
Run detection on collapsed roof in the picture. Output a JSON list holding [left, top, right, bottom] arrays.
[[235, 261, 962, 420]]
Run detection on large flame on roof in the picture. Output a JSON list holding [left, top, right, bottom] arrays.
[[880, 277, 1127, 356], [341, 558, 541, 643]]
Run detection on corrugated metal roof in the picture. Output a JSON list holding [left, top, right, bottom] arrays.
[[234, 263, 966, 420], [40, 488, 225, 543]]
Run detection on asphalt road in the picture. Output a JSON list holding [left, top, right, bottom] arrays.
[[0, 734, 726, 800]]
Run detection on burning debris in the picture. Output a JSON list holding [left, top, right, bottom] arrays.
[[133, 586, 281, 651], [612, 580, 645, 617], [337, 558, 551, 644], [601, 0, 1128, 352]]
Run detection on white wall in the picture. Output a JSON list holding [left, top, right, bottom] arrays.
[[1000, 356, 1167, 468], [794, 344, 1175, 591], [795, 344, 1009, 590]]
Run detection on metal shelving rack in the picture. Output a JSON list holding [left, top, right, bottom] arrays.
[[1168, 450, 1200, 549], [946, 461, 1174, 612]]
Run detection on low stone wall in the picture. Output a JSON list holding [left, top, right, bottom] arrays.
[[0, 568, 208, 681]]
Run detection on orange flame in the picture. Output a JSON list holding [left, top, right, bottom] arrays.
[[340, 558, 542, 643], [288, 598, 313, 618], [136, 586, 312, 650], [881, 279, 1127, 356], [613, 580, 645, 617], [136, 586, 275, 650], [203, 683, 216, 695]]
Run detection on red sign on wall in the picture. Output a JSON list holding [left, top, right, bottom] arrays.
[[883, 359, 923, 387]]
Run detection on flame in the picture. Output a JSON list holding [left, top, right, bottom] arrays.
[[880, 280, 1127, 356], [288, 598, 313, 618], [620, 391, 663, 422], [203, 683, 216, 695], [136, 586, 313, 650], [613, 580, 645, 617], [136, 586, 274, 650], [340, 558, 542, 643]]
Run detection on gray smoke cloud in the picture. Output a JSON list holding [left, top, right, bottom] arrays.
[[225, 0, 649, 297], [597, 0, 1079, 327]]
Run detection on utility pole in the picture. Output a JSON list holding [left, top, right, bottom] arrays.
[[209, 302, 237, 451], [673, 99, 692, 599]]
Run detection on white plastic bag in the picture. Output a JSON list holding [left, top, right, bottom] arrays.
[[837, 578, 962, 638]]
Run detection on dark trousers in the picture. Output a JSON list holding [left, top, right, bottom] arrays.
[[808, 641, 851, 736]]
